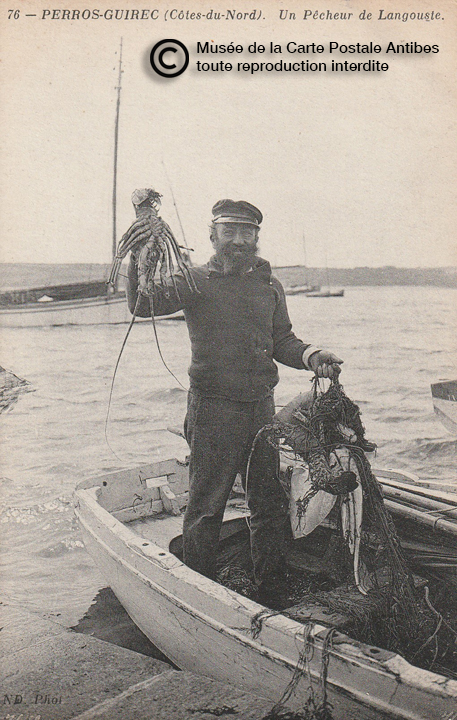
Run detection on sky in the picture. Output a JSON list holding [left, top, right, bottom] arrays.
[[1, 0, 456, 268]]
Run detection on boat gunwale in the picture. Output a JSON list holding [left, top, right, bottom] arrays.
[[0, 294, 127, 315]]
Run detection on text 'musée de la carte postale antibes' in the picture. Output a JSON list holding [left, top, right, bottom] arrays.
[[195, 40, 439, 73]]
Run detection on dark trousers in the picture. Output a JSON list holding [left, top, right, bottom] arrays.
[[183, 390, 288, 592]]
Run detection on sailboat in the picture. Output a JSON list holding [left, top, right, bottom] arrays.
[[306, 249, 344, 298], [306, 287, 345, 298], [0, 277, 134, 327], [0, 42, 184, 328], [284, 234, 321, 296]]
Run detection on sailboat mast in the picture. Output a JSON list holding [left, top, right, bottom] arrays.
[[324, 248, 330, 290], [302, 232, 307, 285], [111, 38, 123, 292], [161, 160, 193, 266]]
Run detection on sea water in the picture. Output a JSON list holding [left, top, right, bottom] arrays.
[[0, 286, 455, 627]]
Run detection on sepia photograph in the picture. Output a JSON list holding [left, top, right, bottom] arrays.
[[1, 1, 456, 718]]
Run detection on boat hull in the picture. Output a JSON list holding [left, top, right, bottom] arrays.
[[285, 285, 320, 296], [431, 380, 457, 433], [306, 290, 345, 298], [0, 295, 183, 327], [74, 463, 457, 720]]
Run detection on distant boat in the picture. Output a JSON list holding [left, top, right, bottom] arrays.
[[284, 284, 321, 296], [0, 281, 134, 328], [306, 289, 345, 298], [306, 263, 344, 297], [284, 234, 321, 296], [300, 238, 344, 298], [431, 380, 457, 433], [0, 282, 184, 327]]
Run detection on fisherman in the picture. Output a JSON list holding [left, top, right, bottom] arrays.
[[126, 199, 342, 607]]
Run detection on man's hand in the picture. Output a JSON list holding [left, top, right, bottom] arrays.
[[308, 350, 343, 379]]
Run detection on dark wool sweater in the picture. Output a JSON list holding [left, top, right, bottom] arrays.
[[127, 255, 310, 402]]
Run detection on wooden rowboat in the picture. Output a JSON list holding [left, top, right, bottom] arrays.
[[74, 460, 457, 720]]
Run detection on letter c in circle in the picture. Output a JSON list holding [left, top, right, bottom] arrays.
[[159, 46, 177, 70], [150, 39, 189, 77]]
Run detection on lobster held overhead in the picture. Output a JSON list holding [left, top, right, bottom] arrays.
[[108, 188, 197, 298]]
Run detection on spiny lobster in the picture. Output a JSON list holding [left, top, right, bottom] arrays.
[[108, 188, 197, 297]]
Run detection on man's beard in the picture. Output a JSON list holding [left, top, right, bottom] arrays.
[[216, 243, 259, 275]]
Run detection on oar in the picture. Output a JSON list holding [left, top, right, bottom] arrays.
[[377, 475, 457, 506], [381, 485, 457, 520], [384, 499, 457, 537]]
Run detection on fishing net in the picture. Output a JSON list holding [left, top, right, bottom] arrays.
[[218, 377, 457, 673], [270, 378, 457, 668]]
